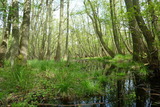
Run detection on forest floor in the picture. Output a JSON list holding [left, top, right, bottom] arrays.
[[0, 55, 147, 106]]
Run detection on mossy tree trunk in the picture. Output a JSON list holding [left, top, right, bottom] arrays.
[[124, 0, 143, 62], [0, 3, 12, 67], [133, 0, 159, 71], [147, 0, 160, 42], [10, 0, 20, 66], [19, 0, 31, 65]]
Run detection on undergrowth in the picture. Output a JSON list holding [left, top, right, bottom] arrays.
[[0, 60, 107, 106], [0, 56, 148, 106]]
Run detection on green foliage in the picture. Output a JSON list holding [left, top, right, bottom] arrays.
[[11, 102, 36, 107], [80, 80, 101, 95], [116, 72, 126, 76], [0, 92, 5, 100], [136, 65, 148, 77], [124, 92, 136, 105], [109, 54, 133, 69], [97, 75, 108, 85], [0, 66, 34, 93], [0, 58, 149, 106], [96, 56, 112, 62], [0, 60, 107, 105], [70, 10, 86, 16]]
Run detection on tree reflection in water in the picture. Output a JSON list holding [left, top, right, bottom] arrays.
[[57, 60, 160, 107]]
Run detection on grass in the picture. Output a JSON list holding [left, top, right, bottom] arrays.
[[0, 55, 148, 106], [109, 54, 133, 69], [0, 60, 107, 106]]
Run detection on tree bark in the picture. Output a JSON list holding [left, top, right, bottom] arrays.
[[133, 0, 159, 70], [40, 3, 48, 60], [64, 0, 70, 61], [55, 0, 64, 61], [10, 0, 20, 66], [0, 4, 12, 67], [147, 0, 160, 41], [1, 0, 7, 36], [124, 0, 143, 62], [110, 0, 123, 54], [19, 0, 31, 64], [46, 0, 53, 60]]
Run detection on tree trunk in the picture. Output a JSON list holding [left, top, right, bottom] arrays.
[[39, 0, 48, 60], [64, 0, 70, 61], [85, 0, 115, 58], [19, 0, 31, 65], [46, 0, 52, 60], [55, 0, 64, 61], [2, 0, 7, 36], [124, 0, 143, 62], [133, 0, 159, 70], [0, 4, 12, 67], [10, 0, 20, 66], [147, 0, 160, 41], [110, 0, 123, 54]]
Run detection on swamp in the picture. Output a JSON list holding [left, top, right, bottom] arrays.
[[0, 0, 160, 106]]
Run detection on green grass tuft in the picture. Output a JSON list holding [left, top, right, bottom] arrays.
[[0, 60, 107, 106]]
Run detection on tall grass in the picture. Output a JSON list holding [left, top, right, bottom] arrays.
[[0, 58, 147, 106], [0, 60, 106, 106]]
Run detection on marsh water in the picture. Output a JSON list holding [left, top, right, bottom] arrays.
[[56, 60, 160, 107]]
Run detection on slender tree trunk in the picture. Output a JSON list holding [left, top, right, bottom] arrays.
[[30, 0, 43, 59], [2, 0, 7, 37], [10, 0, 20, 66], [39, 0, 48, 60], [64, 0, 70, 61], [19, 0, 31, 65], [147, 0, 160, 44], [30, 0, 36, 59], [110, 0, 122, 54], [55, 0, 64, 61], [46, 0, 53, 60], [85, 0, 115, 58]]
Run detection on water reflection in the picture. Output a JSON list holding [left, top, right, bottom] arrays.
[[57, 60, 160, 107], [150, 77, 160, 107]]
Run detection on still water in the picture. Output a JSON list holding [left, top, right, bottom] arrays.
[[40, 60, 160, 107]]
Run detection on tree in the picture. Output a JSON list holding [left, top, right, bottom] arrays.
[[39, 0, 49, 60], [124, 0, 143, 62], [46, 0, 53, 60], [10, 0, 20, 66], [84, 0, 115, 58], [133, 0, 159, 70], [0, 1, 12, 67], [55, 0, 64, 61], [109, 0, 123, 54], [147, 0, 160, 42], [19, 0, 31, 64], [0, 0, 7, 34], [64, 0, 70, 61]]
